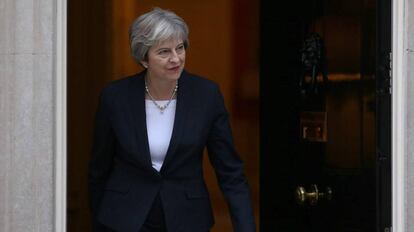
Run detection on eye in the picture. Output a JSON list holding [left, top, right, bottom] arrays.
[[176, 45, 185, 53], [157, 49, 170, 58], [158, 49, 169, 55]]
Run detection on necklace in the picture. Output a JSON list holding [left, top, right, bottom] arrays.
[[145, 78, 178, 114]]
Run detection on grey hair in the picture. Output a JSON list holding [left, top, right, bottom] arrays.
[[129, 8, 189, 65]]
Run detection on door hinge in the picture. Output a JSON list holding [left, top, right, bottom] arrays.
[[389, 51, 392, 94], [377, 51, 392, 95], [378, 150, 389, 162]]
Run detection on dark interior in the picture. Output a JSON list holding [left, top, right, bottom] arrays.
[[260, 0, 390, 231]]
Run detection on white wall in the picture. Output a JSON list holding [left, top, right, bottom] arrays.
[[0, 0, 55, 231]]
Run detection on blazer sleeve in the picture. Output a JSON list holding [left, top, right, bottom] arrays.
[[88, 88, 116, 230], [206, 85, 256, 232]]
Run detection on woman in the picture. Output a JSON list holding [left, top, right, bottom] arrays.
[[89, 8, 256, 232]]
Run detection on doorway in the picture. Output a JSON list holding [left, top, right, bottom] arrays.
[[260, 0, 391, 231], [67, 1, 260, 231]]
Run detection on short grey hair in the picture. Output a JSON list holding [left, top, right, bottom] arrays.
[[129, 8, 189, 65]]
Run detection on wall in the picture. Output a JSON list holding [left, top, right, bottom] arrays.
[[0, 0, 55, 231]]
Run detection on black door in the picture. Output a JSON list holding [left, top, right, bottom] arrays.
[[260, 0, 391, 231]]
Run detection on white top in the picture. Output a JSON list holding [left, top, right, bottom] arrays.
[[145, 99, 176, 172]]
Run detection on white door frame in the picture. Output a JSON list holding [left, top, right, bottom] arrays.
[[53, 0, 406, 231], [392, 0, 406, 231], [55, 0, 67, 231]]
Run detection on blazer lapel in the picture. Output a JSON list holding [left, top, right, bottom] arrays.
[[160, 71, 190, 173], [127, 72, 153, 170]]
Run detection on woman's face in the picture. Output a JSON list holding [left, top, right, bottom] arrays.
[[142, 38, 186, 82]]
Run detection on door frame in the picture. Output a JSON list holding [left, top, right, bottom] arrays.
[[53, 0, 406, 231], [55, 0, 67, 231], [391, 0, 406, 231]]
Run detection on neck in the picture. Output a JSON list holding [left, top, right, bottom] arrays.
[[145, 75, 177, 100]]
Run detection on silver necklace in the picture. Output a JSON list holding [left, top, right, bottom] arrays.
[[145, 79, 178, 114]]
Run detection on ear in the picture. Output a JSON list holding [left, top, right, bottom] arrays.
[[141, 61, 148, 69]]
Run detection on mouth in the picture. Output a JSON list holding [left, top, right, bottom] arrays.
[[168, 66, 181, 72]]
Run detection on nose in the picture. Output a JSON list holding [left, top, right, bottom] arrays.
[[169, 51, 179, 63]]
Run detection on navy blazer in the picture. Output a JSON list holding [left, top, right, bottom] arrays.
[[88, 70, 256, 232]]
